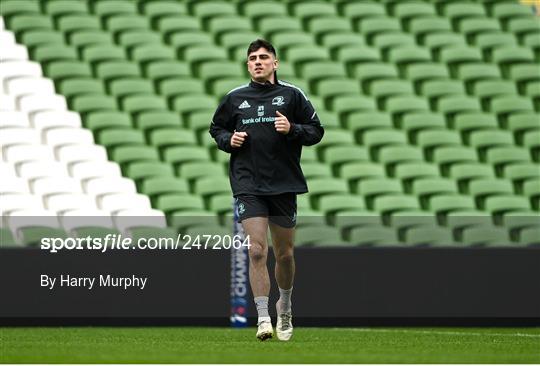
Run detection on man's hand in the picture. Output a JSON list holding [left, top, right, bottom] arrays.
[[275, 111, 291, 134], [230, 131, 248, 148]]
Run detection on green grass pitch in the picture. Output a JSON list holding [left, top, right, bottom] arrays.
[[1, 327, 539, 363]]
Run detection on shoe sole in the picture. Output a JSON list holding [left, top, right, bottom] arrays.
[[257, 331, 273, 341]]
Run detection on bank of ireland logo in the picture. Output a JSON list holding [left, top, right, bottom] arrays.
[[238, 202, 246, 215], [272, 96, 285, 106], [257, 105, 264, 116]]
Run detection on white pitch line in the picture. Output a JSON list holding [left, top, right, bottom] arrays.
[[332, 328, 540, 338]]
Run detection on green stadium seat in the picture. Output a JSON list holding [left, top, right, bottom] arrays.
[[125, 161, 174, 182], [322, 145, 369, 174], [438, 46, 483, 74], [489, 96, 535, 122], [461, 226, 511, 247], [356, 178, 403, 209], [469, 178, 515, 206], [449, 163, 496, 189], [432, 146, 478, 175], [406, 63, 450, 89], [473, 80, 518, 106], [501, 211, 540, 235], [301, 162, 332, 179], [145, 61, 190, 81], [318, 194, 366, 215], [507, 17, 540, 42], [22, 30, 65, 48], [429, 194, 476, 216], [409, 17, 452, 42], [345, 111, 393, 141], [170, 31, 214, 52], [506, 113, 540, 142], [371, 79, 415, 106], [192, 1, 237, 22], [522, 130, 540, 160], [443, 2, 486, 28], [71, 94, 118, 114], [412, 177, 459, 206], [158, 78, 205, 100], [198, 61, 244, 82], [393, 162, 440, 187], [56, 14, 101, 34], [355, 17, 401, 43], [451, 112, 498, 135], [292, 2, 337, 23], [45, 1, 88, 18], [445, 210, 493, 232], [491, 46, 535, 76], [93, 0, 137, 18], [330, 95, 376, 119], [208, 16, 252, 36], [421, 79, 466, 105], [97, 128, 145, 148], [172, 95, 216, 118], [131, 44, 176, 66], [394, 2, 437, 26], [307, 16, 353, 43], [158, 15, 201, 41], [374, 33, 417, 59], [458, 17, 501, 42], [208, 193, 235, 215], [353, 62, 399, 90], [0, 0, 40, 17], [242, 1, 287, 18], [362, 129, 408, 157], [348, 226, 400, 247], [423, 33, 467, 55], [503, 162, 540, 186], [405, 226, 455, 247], [400, 112, 446, 137], [82, 45, 126, 66], [492, 2, 535, 24], [322, 33, 365, 55], [340, 2, 386, 21], [121, 95, 168, 114], [385, 95, 430, 121], [135, 111, 182, 135], [8, 15, 54, 35], [111, 145, 160, 166], [314, 79, 361, 102], [69, 31, 114, 49], [485, 147, 531, 172], [0, 228, 18, 247], [143, 1, 187, 26], [257, 16, 302, 38], [19, 227, 68, 247], [84, 111, 132, 132], [305, 178, 349, 204], [484, 195, 531, 216], [436, 95, 481, 120], [109, 78, 154, 98], [474, 32, 518, 57], [340, 162, 386, 185], [156, 193, 205, 215], [468, 130, 514, 157], [387, 46, 431, 71], [519, 227, 540, 246], [295, 226, 347, 247], [458, 63, 502, 91], [373, 194, 420, 216], [59, 78, 106, 98], [178, 162, 226, 182], [194, 176, 231, 198], [149, 128, 198, 153], [106, 15, 150, 39], [96, 61, 141, 81], [32, 44, 77, 65], [378, 146, 425, 174]]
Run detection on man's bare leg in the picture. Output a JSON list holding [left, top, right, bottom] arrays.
[[242, 217, 273, 340], [269, 222, 295, 341]]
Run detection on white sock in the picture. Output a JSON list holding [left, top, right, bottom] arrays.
[[278, 287, 293, 313], [254, 296, 270, 323]]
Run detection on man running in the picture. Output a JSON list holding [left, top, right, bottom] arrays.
[[210, 39, 324, 341]]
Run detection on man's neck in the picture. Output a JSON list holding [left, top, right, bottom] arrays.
[[252, 74, 275, 85]]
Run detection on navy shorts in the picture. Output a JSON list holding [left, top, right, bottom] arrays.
[[235, 193, 297, 228]]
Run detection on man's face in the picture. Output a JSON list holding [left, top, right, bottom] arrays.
[[247, 47, 278, 83]]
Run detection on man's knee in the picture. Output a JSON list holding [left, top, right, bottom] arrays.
[[276, 249, 294, 265], [249, 241, 267, 263]]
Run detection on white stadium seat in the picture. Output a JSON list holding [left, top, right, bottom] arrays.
[[31, 177, 82, 196], [18, 94, 67, 113], [0, 177, 30, 194], [6, 77, 55, 96], [0, 162, 15, 176], [0, 61, 42, 82], [69, 161, 122, 180], [0, 111, 29, 128], [44, 193, 98, 213], [3, 144, 55, 163], [16, 161, 67, 179], [114, 209, 167, 232], [61, 209, 115, 232], [98, 193, 152, 213], [0, 194, 44, 216], [0, 44, 29, 61], [31, 111, 82, 131], [55, 144, 108, 163], [0, 127, 40, 145], [0, 30, 15, 47], [43, 127, 94, 147], [0, 94, 16, 110], [84, 177, 137, 197], [0, 17, 5, 31]]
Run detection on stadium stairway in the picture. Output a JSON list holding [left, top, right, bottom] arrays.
[[0, 0, 539, 247]]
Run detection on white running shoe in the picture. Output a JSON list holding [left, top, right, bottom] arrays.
[[256, 320, 273, 341], [276, 301, 293, 341]]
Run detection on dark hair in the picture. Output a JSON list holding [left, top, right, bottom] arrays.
[[247, 39, 277, 58]]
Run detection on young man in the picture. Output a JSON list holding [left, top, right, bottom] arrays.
[[210, 39, 324, 341]]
